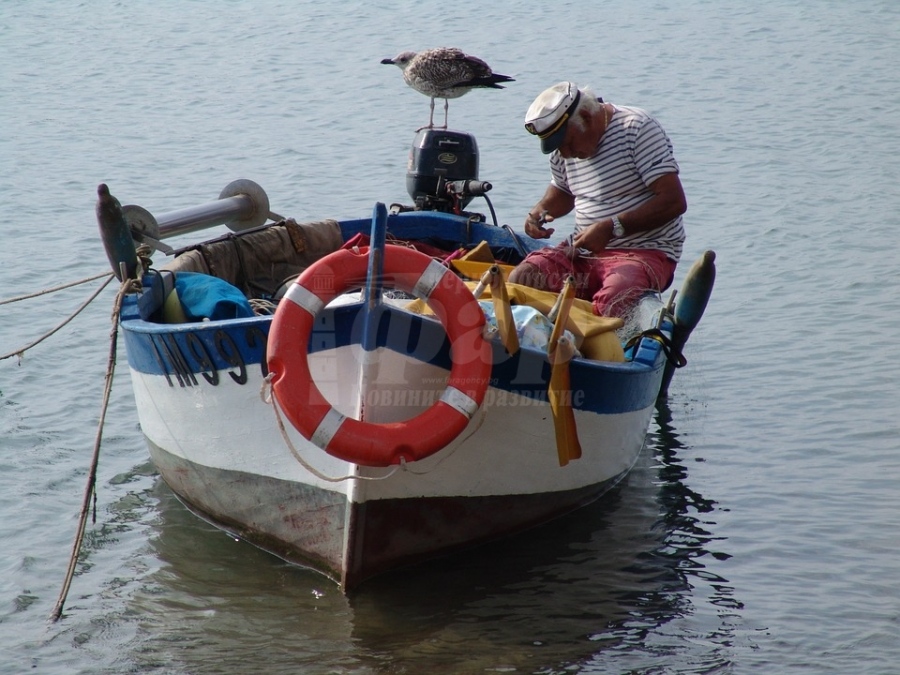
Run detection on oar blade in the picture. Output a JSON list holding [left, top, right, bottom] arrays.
[[548, 335, 581, 466]]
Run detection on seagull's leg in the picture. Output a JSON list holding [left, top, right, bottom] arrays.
[[428, 97, 435, 128], [443, 99, 449, 129]]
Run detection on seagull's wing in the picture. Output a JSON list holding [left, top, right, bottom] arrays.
[[408, 47, 492, 89]]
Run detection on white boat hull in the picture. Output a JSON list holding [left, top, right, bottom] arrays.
[[129, 335, 659, 587], [112, 210, 678, 590]]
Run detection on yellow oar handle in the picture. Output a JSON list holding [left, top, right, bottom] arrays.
[[471, 266, 495, 299], [547, 276, 576, 355], [487, 265, 519, 355]]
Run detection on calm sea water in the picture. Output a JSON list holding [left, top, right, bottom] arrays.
[[2, 1, 899, 673]]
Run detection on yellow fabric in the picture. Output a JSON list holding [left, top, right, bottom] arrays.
[[574, 329, 625, 363], [404, 280, 626, 363], [458, 240, 495, 263], [450, 259, 516, 281]]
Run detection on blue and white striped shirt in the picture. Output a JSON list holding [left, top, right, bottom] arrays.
[[550, 104, 685, 262]]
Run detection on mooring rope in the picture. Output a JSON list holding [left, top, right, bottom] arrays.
[[260, 374, 402, 483], [0, 271, 112, 306], [1, 273, 116, 362], [50, 275, 138, 622]]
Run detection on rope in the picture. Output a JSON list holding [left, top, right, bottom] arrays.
[[50, 276, 139, 622], [263, 372, 484, 478], [248, 298, 278, 315], [260, 374, 401, 483], [624, 328, 687, 368], [0, 271, 112, 306], [1, 274, 116, 362], [397, 407, 485, 475]]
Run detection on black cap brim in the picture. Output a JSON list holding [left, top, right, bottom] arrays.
[[539, 122, 568, 154]]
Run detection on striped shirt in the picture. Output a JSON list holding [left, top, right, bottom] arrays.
[[549, 104, 685, 262]]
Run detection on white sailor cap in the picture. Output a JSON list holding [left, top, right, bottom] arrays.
[[524, 81, 582, 154]]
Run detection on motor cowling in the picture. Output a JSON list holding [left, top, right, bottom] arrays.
[[406, 128, 479, 211]]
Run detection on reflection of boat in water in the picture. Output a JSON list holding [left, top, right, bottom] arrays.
[[350, 402, 744, 672], [97, 125, 716, 592], [120, 402, 742, 674]]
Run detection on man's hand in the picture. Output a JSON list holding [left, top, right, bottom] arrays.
[[524, 211, 555, 239], [573, 219, 613, 252]]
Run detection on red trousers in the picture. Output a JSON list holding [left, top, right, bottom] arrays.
[[518, 245, 676, 318]]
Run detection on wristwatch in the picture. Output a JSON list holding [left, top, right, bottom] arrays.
[[611, 215, 625, 237]]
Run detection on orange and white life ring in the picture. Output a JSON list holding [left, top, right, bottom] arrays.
[[267, 244, 492, 467]]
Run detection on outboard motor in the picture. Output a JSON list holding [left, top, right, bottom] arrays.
[[405, 128, 488, 214]]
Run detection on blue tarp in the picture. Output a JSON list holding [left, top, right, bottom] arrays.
[[174, 272, 254, 321]]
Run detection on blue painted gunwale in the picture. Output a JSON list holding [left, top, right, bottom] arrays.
[[119, 210, 669, 415]]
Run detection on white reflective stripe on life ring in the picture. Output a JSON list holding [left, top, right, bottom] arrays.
[[310, 407, 347, 450], [412, 259, 449, 300], [284, 282, 325, 316], [440, 386, 480, 420]]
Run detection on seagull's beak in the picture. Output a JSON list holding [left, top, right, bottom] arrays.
[[380, 58, 395, 65]]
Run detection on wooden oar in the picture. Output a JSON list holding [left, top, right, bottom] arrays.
[[472, 265, 519, 355], [487, 265, 518, 355], [471, 266, 493, 300], [548, 335, 580, 465], [546, 276, 581, 465]]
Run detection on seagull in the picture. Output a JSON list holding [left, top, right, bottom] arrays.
[[381, 47, 515, 128]]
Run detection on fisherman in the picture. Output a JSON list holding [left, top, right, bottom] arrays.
[[510, 81, 687, 318]]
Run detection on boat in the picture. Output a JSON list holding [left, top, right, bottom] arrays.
[[97, 127, 715, 592]]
